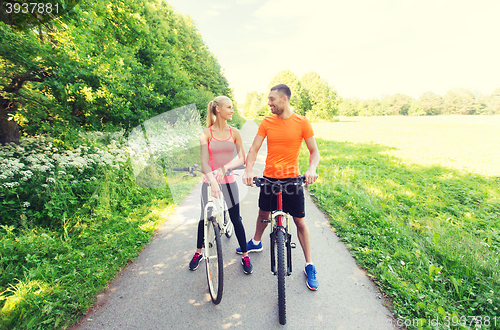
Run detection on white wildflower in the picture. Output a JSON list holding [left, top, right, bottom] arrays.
[[22, 201, 30, 208], [2, 182, 19, 189], [46, 177, 55, 183], [19, 170, 33, 179]]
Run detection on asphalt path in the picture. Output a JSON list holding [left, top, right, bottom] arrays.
[[73, 120, 397, 330]]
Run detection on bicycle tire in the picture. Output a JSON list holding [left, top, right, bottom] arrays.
[[276, 229, 287, 325], [204, 216, 223, 304]]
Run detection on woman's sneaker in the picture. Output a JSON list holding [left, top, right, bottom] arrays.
[[242, 256, 253, 274], [236, 239, 263, 254], [189, 253, 203, 271]]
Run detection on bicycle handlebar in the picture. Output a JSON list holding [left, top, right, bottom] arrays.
[[252, 176, 306, 188], [172, 167, 190, 171], [172, 164, 245, 176]]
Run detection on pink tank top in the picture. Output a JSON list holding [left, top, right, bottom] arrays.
[[203, 126, 237, 184]]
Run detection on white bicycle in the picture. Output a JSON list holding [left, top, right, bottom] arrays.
[[173, 164, 244, 304]]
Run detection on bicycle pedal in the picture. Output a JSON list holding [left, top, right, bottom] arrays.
[[290, 243, 296, 248]]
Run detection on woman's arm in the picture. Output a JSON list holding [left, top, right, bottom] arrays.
[[221, 128, 245, 172], [199, 130, 218, 185]]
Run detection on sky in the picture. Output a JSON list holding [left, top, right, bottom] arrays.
[[165, 0, 500, 103]]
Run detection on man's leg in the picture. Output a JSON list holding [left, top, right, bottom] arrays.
[[294, 216, 318, 290], [253, 209, 271, 241], [293, 216, 312, 263], [236, 208, 270, 254]]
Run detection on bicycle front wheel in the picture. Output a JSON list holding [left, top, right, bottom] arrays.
[[204, 217, 223, 304], [276, 229, 287, 325]]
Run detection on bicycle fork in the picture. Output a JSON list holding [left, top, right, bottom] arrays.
[[269, 213, 296, 276]]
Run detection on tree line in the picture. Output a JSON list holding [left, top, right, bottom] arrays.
[[242, 70, 500, 119], [241, 70, 338, 121], [0, 0, 233, 144], [339, 88, 500, 117]]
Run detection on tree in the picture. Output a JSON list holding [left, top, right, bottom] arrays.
[[300, 72, 338, 120], [408, 100, 424, 116], [0, 0, 232, 144], [484, 88, 500, 115], [444, 88, 478, 115], [268, 70, 302, 111], [242, 91, 269, 118], [338, 99, 358, 116], [380, 94, 413, 116], [419, 91, 444, 115]]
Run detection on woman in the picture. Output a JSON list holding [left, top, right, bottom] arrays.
[[189, 95, 253, 274]]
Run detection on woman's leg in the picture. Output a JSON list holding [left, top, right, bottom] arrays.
[[196, 182, 210, 251], [189, 183, 208, 270], [223, 182, 248, 254]]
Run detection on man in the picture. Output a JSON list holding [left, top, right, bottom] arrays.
[[238, 84, 320, 290]]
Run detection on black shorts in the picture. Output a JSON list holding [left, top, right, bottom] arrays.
[[258, 176, 305, 218]]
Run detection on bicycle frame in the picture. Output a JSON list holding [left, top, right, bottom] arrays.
[[269, 192, 293, 276], [173, 164, 243, 234], [203, 182, 229, 234]]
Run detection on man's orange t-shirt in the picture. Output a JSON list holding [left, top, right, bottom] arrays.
[[257, 113, 314, 179]]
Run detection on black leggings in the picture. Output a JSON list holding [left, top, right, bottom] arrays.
[[197, 181, 247, 253]]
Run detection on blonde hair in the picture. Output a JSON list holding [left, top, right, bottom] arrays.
[[206, 95, 231, 127]]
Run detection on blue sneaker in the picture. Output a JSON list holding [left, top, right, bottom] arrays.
[[236, 239, 263, 254], [304, 264, 319, 291]]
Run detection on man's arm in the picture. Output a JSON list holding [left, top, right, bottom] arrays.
[[243, 134, 265, 186], [304, 136, 320, 185]]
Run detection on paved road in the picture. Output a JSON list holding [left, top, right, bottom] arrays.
[[74, 120, 396, 330]]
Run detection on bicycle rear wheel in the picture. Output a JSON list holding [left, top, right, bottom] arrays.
[[204, 216, 223, 304], [276, 229, 287, 325]]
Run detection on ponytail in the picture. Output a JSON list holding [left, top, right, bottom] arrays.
[[206, 96, 231, 127], [206, 101, 216, 127]]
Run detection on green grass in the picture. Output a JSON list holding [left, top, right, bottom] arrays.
[[300, 116, 500, 329], [0, 165, 173, 329], [0, 134, 200, 329], [231, 110, 246, 129]]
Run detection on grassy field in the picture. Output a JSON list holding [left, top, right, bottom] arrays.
[[314, 115, 500, 177], [299, 115, 499, 329]]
